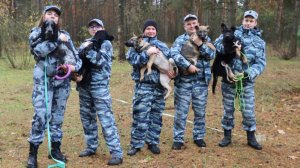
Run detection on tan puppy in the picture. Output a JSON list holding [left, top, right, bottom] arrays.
[[125, 35, 178, 99]]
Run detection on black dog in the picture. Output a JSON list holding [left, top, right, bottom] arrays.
[[212, 23, 241, 94], [41, 19, 58, 42], [75, 30, 114, 85], [41, 20, 80, 77]]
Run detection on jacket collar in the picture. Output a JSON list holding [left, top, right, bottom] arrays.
[[237, 25, 262, 37]]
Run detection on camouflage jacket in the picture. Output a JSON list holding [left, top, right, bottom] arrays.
[[171, 33, 215, 84], [214, 26, 266, 82], [29, 27, 82, 84], [78, 38, 114, 86], [126, 36, 171, 84]]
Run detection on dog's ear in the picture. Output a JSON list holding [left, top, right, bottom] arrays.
[[40, 23, 46, 40], [53, 23, 59, 41], [221, 23, 227, 32], [195, 25, 199, 30], [206, 25, 210, 32], [231, 26, 236, 32], [133, 32, 137, 37], [138, 34, 143, 39]]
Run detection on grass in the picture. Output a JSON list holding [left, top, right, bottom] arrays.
[[0, 52, 300, 167]]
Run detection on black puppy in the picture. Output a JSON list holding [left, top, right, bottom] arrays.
[[212, 23, 240, 94], [75, 30, 114, 85], [41, 20, 58, 42]]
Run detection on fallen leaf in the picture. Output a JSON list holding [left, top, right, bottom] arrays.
[[278, 130, 285, 135], [139, 159, 150, 163], [288, 156, 297, 160]]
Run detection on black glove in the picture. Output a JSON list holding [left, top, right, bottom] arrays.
[[41, 20, 58, 42]]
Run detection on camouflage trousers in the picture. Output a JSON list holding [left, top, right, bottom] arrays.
[[78, 86, 123, 158], [173, 79, 208, 143], [130, 83, 165, 148], [221, 82, 256, 131], [28, 79, 70, 145]]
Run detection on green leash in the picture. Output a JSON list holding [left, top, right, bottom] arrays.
[[234, 52, 250, 112], [44, 57, 66, 168], [234, 74, 245, 112]]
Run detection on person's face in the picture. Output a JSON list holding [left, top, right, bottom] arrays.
[[44, 10, 59, 24], [242, 16, 257, 29], [143, 26, 157, 37], [88, 23, 103, 36], [184, 19, 199, 35]]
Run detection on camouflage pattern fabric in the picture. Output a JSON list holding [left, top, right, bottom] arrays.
[[28, 27, 82, 145], [126, 36, 170, 148], [214, 25, 266, 131], [171, 33, 215, 143], [77, 39, 123, 158]]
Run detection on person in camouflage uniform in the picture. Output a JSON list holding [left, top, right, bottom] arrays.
[[76, 19, 123, 166], [171, 14, 215, 150], [214, 10, 266, 150], [27, 5, 82, 168], [126, 19, 176, 156]]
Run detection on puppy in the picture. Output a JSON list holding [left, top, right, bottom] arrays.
[[125, 34, 178, 99], [211, 23, 246, 94], [74, 30, 114, 84], [180, 25, 215, 74]]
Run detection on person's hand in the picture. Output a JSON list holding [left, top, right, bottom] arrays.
[[191, 33, 203, 47], [69, 65, 76, 72], [146, 47, 159, 56], [167, 70, 176, 79], [59, 34, 68, 42], [187, 65, 199, 74], [233, 40, 241, 50], [61, 64, 75, 72], [74, 73, 83, 82]]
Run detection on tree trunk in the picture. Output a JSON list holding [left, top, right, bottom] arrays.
[[0, 33, 2, 57], [243, 0, 250, 10], [276, 0, 284, 46], [255, 0, 260, 12], [222, 0, 228, 24], [228, 0, 236, 26], [118, 0, 126, 61], [288, 0, 300, 59], [198, 0, 203, 24]]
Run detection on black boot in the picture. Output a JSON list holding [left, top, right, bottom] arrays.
[[48, 142, 67, 162], [247, 131, 262, 150], [194, 139, 207, 147], [148, 144, 160, 154], [107, 157, 123, 165], [78, 149, 96, 157], [27, 143, 39, 168], [172, 142, 184, 150], [127, 147, 141, 156], [219, 129, 232, 147]]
